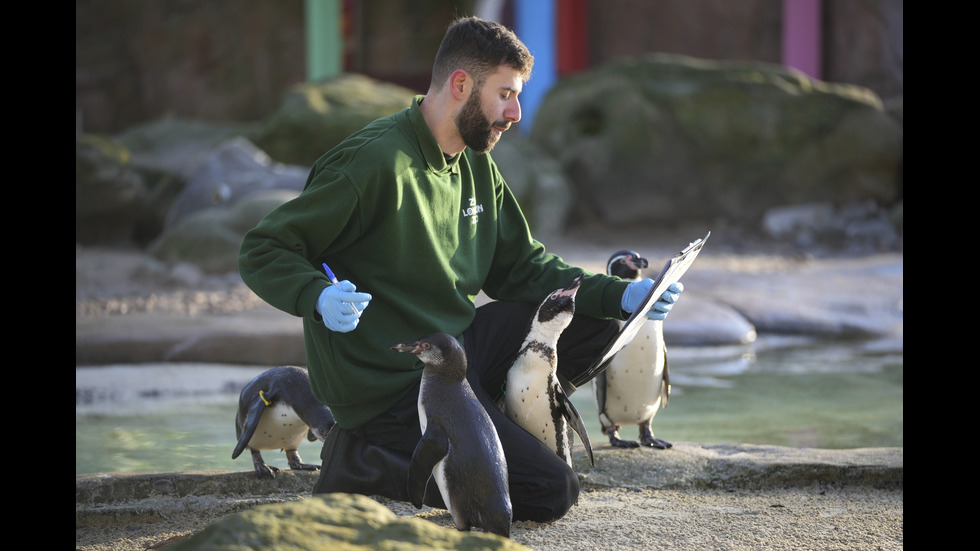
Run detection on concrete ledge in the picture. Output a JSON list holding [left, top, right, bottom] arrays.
[[77, 443, 902, 513]]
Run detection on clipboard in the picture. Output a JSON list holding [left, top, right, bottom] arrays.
[[571, 231, 710, 387]]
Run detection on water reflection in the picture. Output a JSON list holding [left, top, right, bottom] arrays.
[[75, 341, 902, 476]]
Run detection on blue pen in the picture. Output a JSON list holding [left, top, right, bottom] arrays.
[[322, 262, 340, 284], [323, 262, 363, 315]]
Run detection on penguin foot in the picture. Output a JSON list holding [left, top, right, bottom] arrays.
[[639, 436, 673, 449], [286, 450, 321, 471], [606, 428, 640, 448], [639, 425, 672, 449], [254, 464, 280, 479], [251, 450, 280, 478]]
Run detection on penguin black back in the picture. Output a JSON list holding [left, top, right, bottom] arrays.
[[392, 333, 512, 537], [232, 365, 336, 478]]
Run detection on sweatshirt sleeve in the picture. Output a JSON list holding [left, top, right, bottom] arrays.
[[238, 167, 361, 320]]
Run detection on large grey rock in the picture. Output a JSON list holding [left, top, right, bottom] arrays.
[[116, 118, 254, 179], [252, 73, 419, 167], [76, 120, 255, 247], [164, 137, 308, 229], [530, 53, 903, 230], [148, 188, 300, 274]]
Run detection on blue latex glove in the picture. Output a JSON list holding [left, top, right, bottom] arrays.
[[621, 280, 684, 321], [316, 281, 372, 333]]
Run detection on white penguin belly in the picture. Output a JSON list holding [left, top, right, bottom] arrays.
[[504, 358, 560, 449], [249, 402, 309, 450], [432, 458, 454, 513], [601, 322, 666, 425]]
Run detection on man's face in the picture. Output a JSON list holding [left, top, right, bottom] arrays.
[[455, 66, 523, 154]]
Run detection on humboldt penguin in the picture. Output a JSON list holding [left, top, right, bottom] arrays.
[[502, 274, 594, 468], [392, 333, 512, 538], [232, 365, 336, 478], [593, 250, 672, 449]]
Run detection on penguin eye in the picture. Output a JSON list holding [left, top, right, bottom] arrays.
[[421, 342, 430, 350]]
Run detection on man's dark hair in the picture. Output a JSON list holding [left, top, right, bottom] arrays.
[[430, 16, 534, 90]]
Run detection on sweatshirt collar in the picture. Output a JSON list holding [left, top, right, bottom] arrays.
[[409, 95, 460, 174]]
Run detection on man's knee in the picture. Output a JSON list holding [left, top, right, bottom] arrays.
[[511, 464, 580, 523]]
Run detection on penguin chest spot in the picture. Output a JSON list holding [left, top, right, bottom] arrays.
[[249, 403, 309, 450], [505, 363, 552, 422], [505, 368, 563, 450]]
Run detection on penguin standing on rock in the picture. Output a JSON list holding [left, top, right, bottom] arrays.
[[593, 250, 673, 449], [392, 333, 512, 538], [232, 365, 336, 478], [502, 274, 594, 468]]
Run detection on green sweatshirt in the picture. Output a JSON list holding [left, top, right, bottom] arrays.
[[239, 96, 630, 428]]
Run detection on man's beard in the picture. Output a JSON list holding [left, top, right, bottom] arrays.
[[456, 89, 506, 154]]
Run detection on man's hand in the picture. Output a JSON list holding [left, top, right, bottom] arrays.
[[316, 281, 372, 332], [621, 280, 684, 321]]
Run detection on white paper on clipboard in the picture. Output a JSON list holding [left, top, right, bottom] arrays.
[[576, 231, 710, 384]]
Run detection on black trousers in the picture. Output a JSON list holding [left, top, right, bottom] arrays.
[[314, 301, 618, 523]]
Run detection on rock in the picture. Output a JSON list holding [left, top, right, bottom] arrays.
[[75, 134, 147, 246], [164, 137, 308, 228], [167, 492, 527, 551], [686, 255, 903, 340], [530, 53, 903, 230], [492, 132, 574, 238], [74, 446, 903, 551], [762, 200, 902, 254], [116, 118, 254, 179], [665, 295, 757, 345], [147, 210, 242, 274], [226, 188, 301, 234], [148, 185, 301, 274], [252, 73, 420, 167], [76, 120, 258, 248]]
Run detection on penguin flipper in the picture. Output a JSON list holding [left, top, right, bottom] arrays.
[[232, 395, 268, 459], [593, 371, 607, 419], [557, 389, 594, 467], [408, 424, 449, 509], [661, 347, 670, 408]]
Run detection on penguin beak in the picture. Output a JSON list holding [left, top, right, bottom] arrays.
[[628, 256, 649, 270], [557, 274, 584, 297], [391, 341, 422, 355]]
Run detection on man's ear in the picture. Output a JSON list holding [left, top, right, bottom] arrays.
[[449, 69, 469, 101]]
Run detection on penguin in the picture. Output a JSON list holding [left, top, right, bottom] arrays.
[[593, 250, 673, 449], [502, 274, 594, 468], [392, 333, 512, 538], [232, 365, 336, 478]]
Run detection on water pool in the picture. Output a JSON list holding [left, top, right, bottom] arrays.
[[75, 338, 902, 476]]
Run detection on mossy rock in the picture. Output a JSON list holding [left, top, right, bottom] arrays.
[[531, 53, 903, 228], [253, 73, 419, 167], [171, 493, 528, 551]]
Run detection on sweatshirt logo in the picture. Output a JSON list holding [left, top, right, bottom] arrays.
[[462, 197, 483, 225]]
